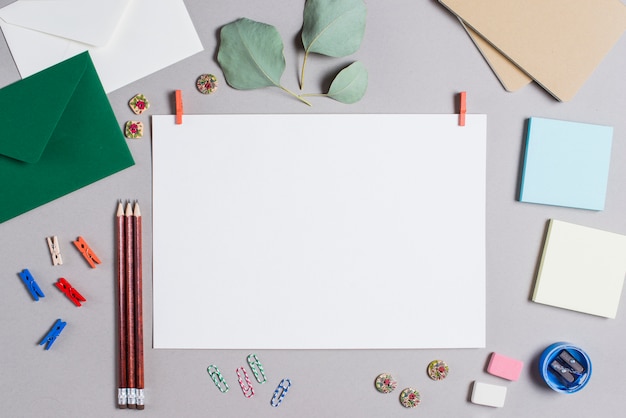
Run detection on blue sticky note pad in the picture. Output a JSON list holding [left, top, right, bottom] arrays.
[[519, 117, 613, 210]]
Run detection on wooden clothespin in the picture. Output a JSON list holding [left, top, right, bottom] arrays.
[[18, 269, 45, 301], [46, 236, 63, 266], [73, 236, 101, 268], [55, 278, 86, 307], [175, 89, 183, 125], [458, 91, 467, 126]]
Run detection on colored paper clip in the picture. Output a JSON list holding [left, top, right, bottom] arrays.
[[458, 91, 467, 126], [207, 365, 229, 393], [236, 367, 255, 398], [73, 236, 101, 268], [247, 354, 267, 384], [39, 319, 66, 350], [270, 378, 291, 407], [46, 236, 63, 265], [175, 90, 183, 125], [55, 278, 86, 307], [18, 269, 45, 301]]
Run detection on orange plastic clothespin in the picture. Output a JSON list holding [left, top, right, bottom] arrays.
[[73, 236, 101, 268], [46, 236, 63, 266], [458, 91, 467, 126], [175, 90, 183, 125]]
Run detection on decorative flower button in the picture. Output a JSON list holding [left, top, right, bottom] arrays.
[[124, 121, 143, 139], [196, 74, 218, 94], [374, 373, 397, 394], [129, 94, 150, 115], [427, 360, 449, 381], [399, 388, 421, 408]]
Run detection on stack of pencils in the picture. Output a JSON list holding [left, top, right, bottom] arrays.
[[116, 201, 144, 409]]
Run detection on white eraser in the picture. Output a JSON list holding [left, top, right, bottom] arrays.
[[471, 381, 507, 407]]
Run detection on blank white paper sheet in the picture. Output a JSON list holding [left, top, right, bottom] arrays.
[[152, 114, 486, 349]]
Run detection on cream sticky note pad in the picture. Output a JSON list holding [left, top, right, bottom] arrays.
[[533, 220, 626, 318], [519, 117, 613, 211]]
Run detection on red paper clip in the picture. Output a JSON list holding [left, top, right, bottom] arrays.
[[55, 278, 86, 307], [236, 367, 255, 398], [73, 236, 101, 268]]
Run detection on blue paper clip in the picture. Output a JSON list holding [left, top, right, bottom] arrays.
[[39, 319, 66, 350], [18, 269, 45, 301], [207, 365, 229, 393], [271, 378, 291, 407], [247, 354, 267, 384]]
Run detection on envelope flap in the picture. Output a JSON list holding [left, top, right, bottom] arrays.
[[0, 52, 88, 164], [0, 0, 130, 47]]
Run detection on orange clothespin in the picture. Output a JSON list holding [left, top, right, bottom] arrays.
[[55, 278, 86, 307], [175, 90, 183, 125], [73, 236, 101, 268], [458, 91, 467, 126]]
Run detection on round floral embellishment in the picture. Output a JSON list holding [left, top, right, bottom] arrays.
[[129, 93, 150, 115], [427, 360, 449, 381], [196, 74, 218, 94], [374, 373, 397, 394], [399, 388, 420, 408]]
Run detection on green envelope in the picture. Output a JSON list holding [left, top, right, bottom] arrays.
[[0, 52, 134, 223]]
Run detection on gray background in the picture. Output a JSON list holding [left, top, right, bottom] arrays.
[[1, 0, 626, 416]]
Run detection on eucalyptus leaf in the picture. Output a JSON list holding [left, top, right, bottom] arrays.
[[327, 61, 368, 104], [217, 18, 311, 105], [302, 0, 366, 57], [217, 18, 286, 90]]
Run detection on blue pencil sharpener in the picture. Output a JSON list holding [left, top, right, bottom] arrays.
[[539, 342, 591, 393]]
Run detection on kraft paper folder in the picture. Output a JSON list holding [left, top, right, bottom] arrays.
[[152, 114, 487, 349], [441, 0, 626, 100]]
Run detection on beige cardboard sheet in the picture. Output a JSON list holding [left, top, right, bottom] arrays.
[[441, 0, 626, 101], [462, 22, 531, 92]]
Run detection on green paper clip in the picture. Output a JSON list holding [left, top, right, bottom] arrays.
[[247, 354, 267, 384], [207, 365, 229, 393]]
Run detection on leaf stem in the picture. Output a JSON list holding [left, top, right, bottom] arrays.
[[299, 93, 328, 98], [279, 85, 312, 106], [300, 52, 309, 90]]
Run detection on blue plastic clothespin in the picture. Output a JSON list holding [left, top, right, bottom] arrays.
[[18, 269, 45, 301], [39, 319, 66, 350]]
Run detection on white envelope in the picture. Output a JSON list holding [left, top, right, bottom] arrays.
[[0, 0, 204, 93]]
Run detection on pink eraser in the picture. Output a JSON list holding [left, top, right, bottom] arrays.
[[486, 352, 524, 381]]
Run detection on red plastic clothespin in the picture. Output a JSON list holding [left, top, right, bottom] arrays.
[[73, 236, 101, 268], [175, 90, 183, 125], [55, 278, 86, 307], [458, 91, 467, 126]]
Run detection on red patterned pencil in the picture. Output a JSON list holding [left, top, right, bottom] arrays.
[[116, 201, 128, 408], [125, 202, 136, 408], [133, 202, 145, 409]]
